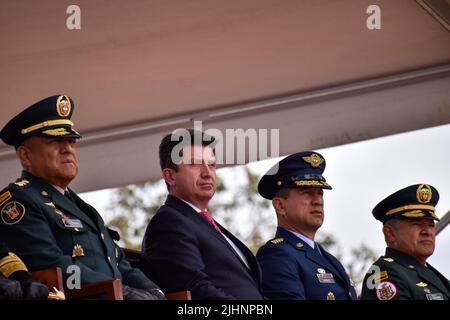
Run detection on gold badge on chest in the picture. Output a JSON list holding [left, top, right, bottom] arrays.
[[72, 244, 85, 257]]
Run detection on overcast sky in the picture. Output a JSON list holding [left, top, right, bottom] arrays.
[[81, 123, 450, 278]]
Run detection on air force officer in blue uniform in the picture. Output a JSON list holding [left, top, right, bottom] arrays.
[[256, 151, 356, 300]]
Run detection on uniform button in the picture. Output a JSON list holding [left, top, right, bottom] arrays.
[[100, 233, 105, 240]]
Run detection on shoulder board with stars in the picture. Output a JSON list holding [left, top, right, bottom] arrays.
[[13, 179, 29, 187], [270, 238, 284, 244]]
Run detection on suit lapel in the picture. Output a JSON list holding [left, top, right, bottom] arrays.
[[165, 195, 257, 276], [387, 248, 450, 298], [278, 228, 347, 284], [416, 264, 450, 298]]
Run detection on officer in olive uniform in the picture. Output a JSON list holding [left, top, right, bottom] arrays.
[[256, 151, 356, 300], [0, 242, 49, 299], [0, 95, 164, 299], [361, 184, 450, 300]]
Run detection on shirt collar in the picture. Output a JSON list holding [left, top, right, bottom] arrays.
[[179, 198, 204, 213], [51, 184, 67, 195], [287, 230, 316, 249]]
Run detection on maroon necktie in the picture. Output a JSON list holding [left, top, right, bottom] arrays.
[[198, 211, 223, 236]]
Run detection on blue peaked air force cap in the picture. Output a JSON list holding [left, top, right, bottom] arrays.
[[258, 151, 332, 200]]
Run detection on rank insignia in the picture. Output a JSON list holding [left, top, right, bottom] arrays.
[[295, 242, 304, 248], [416, 282, 428, 287], [56, 95, 71, 117], [72, 244, 85, 257], [326, 292, 335, 300], [302, 153, 324, 168], [0, 191, 12, 207], [1, 201, 26, 225], [13, 179, 29, 187], [375, 281, 397, 300], [270, 238, 284, 244], [416, 184, 432, 204]]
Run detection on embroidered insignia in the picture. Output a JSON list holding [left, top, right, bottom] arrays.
[[42, 128, 69, 136], [56, 95, 71, 117], [72, 244, 85, 257], [0, 191, 12, 207], [326, 292, 335, 300], [375, 281, 397, 300], [295, 242, 304, 248], [302, 153, 324, 168], [13, 179, 29, 187], [383, 257, 394, 263], [270, 238, 284, 244], [1, 201, 26, 225], [373, 270, 389, 282], [416, 184, 432, 204], [416, 282, 428, 287]]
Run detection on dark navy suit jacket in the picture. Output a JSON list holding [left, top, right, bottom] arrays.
[[256, 227, 357, 300], [141, 195, 264, 300]]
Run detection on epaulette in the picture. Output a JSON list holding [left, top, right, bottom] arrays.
[[270, 237, 284, 244]]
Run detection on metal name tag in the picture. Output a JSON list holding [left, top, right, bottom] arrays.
[[63, 218, 83, 229], [317, 273, 335, 283], [426, 293, 444, 300]]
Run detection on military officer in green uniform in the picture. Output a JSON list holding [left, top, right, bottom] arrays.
[[0, 95, 164, 299], [361, 184, 450, 300], [0, 242, 49, 299]]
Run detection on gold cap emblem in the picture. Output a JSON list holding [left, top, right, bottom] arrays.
[[56, 95, 71, 117], [72, 244, 85, 257], [326, 292, 335, 300], [302, 153, 324, 168], [416, 184, 432, 204]]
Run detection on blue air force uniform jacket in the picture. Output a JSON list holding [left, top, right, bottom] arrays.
[[256, 227, 356, 300], [0, 171, 157, 290]]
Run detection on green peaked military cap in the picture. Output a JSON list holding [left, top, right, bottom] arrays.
[[0, 95, 81, 147], [372, 184, 440, 222]]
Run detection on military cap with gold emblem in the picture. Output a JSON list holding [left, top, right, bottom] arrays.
[[372, 184, 440, 222], [0, 95, 81, 148], [257, 151, 332, 200]]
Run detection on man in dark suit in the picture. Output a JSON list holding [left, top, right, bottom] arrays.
[[361, 184, 450, 300], [141, 129, 264, 300], [0, 95, 164, 299], [256, 151, 356, 300]]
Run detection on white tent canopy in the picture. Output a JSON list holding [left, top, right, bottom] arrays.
[[1, 0, 449, 192]]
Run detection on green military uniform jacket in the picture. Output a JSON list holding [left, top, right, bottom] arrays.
[[0, 171, 157, 290], [361, 247, 450, 300]]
